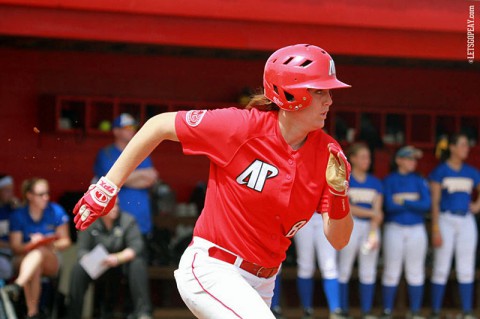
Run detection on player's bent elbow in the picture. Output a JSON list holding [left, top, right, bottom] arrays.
[[328, 233, 351, 250]]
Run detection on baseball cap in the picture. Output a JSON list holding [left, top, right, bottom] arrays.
[[0, 175, 13, 188], [112, 113, 137, 129], [396, 146, 423, 159]]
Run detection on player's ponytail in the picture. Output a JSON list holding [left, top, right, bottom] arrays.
[[245, 91, 280, 112], [440, 133, 469, 162]]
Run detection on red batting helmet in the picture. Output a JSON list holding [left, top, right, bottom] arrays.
[[263, 44, 351, 111]]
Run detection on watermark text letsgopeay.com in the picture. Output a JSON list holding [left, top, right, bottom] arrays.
[[467, 4, 475, 63]]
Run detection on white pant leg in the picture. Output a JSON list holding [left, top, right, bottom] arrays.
[[404, 224, 427, 286], [382, 223, 405, 286], [314, 214, 338, 279], [358, 226, 380, 285], [174, 238, 276, 319], [455, 213, 478, 283], [338, 218, 363, 283], [295, 214, 317, 279], [431, 214, 456, 285]]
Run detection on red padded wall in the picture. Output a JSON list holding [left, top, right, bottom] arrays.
[[1, 47, 479, 204]]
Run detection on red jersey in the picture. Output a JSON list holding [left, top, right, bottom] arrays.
[[175, 107, 339, 267]]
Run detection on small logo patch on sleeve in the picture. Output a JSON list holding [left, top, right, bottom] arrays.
[[186, 110, 207, 127]]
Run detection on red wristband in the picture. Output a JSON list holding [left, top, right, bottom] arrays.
[[328, 195, 350, 220]]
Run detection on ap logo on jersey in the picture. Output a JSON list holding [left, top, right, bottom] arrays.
[[237, 159, 279, 192]]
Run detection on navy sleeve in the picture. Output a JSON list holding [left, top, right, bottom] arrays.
[[403, 178, 432, 213], [429, 165, 443, 183], [8, 209, 23, 232], [383, 178, 404, 214]]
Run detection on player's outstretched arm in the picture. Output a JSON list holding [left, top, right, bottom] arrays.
[[106, 112, 178, 187], [73, 112, 178, 230]]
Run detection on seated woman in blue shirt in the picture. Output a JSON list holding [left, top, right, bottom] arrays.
[[3, 177, 71, 319]]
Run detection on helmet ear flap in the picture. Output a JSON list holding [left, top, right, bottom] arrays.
[[267, 83, 296, 107], [283, 90, 295, 103]]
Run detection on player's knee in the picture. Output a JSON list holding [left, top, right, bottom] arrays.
[[431, 270, 449, 284], [457, 271, 475, 283], [359, 272, 376, 284], [298, 269, 315, 278], [382, 274, 400, 286], [405, 274, 424, 286], [322, 269, 338, 279], [297, 263, 315, 278]]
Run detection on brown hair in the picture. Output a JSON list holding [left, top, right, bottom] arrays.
[[21, 177, 48, 202], [245, 94, 280, 112], [440, 133, 469, 162], [346, 142, 369, 161]]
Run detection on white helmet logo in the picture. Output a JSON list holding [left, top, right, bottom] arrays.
[[329, 59, 336, 76]]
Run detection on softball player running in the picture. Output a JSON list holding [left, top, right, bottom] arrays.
[[381, 146, 431, 319], [338, 143, 383, 319], [429, 133, 480, 319], [72, 44, 354, 319]]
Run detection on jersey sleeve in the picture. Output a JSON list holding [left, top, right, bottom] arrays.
[[383, 176, 404, 213], [403, 177, 432, 213], [175, 108, 250, 166], [429, 165, 444, 183], [473, 166, 480, 187], [8, 209, 23, 232], [51, 203, 70, 226], [374, 177, 384, 195]]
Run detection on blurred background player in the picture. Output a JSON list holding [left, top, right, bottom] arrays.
[[0, 174, 19, 283], [68, 200, 153, 319], [294, 212, 344, 319], [381, 146, 431, 319], [2, 177, 71, 319], [73, 44, 353, 319], [429, 133, 480, 319], [94, 113, 158, 257], [338, 143, 383, 319]]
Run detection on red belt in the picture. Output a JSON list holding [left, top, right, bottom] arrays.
[[208, 246, 279, 279]]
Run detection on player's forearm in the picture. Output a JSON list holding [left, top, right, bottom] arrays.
[[404, 197, 431, 212], [116, 247, 136, 264], [53, 237, 72, 251], [431, 204, 440, 224], [106, 112, 178, 187], [322, 212, 353, 250], [123, 168, 157, 189]]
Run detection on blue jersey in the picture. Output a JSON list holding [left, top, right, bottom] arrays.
[[94, 144, 153, 234], [429, 162, 480, 215], [9, 203, 69, 243], [348, 173, 383, 220], [383, 172, 431, 225]]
